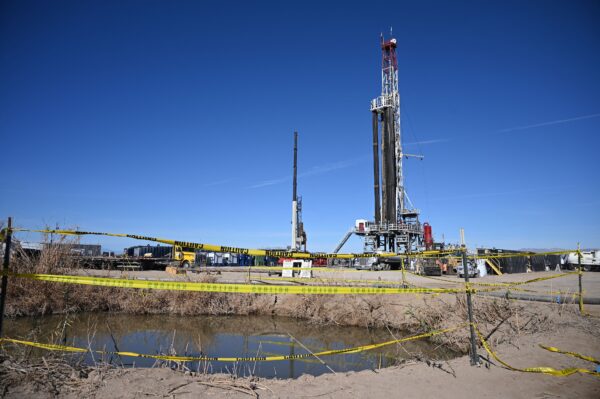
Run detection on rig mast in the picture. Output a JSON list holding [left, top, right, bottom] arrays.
[[331, 34, 424, 258], [291, 131, 307, 252], [363, 35, 423, 254]]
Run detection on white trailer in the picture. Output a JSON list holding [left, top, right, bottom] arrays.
[[565, 250, 600, 271], [282, 259, 312, 278]]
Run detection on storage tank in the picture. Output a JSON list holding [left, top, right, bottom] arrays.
[[423, 223, 433, 250]]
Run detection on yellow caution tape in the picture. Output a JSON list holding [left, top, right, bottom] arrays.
[[404, 270, 577, 290], [252, 266, 424, 273], [10, 272, 468, 295], [400, 249, 577, 260], [0, 324, 465, 362], [8, 271, 552, 296], [539, 345, 600, 365], [474, 325, 599, 377], [405, 271, 467, 285], [12, 228, 410, 260], [500, 272, 578, 287], [398, 249, 469, 258], [472, 250, 576, 259], [418, 249, 577, 260], [500, 286, 580, 298], [12, 228, 577, 262], [260, 276, 417, 287], [251, 266, 368, 273]]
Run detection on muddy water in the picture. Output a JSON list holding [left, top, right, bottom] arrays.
[[5, 314, 457, 378]]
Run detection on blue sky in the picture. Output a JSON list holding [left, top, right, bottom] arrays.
[[1, 0, 599, 252]]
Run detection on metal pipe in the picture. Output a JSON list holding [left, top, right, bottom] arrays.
[[382, 109, 391, 223], [478, 291, 600, 305], [372, 112, 381, 224], [387, 107, 397, 222], [380, 113, 388, 224]]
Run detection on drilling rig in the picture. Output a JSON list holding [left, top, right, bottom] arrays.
[[334, 34, 424, 262]]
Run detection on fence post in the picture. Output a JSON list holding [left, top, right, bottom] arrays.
[[577, 243, 583, 314], [401, 258, 407, 288], [0, 217, 13, 337], [462, 245, 479, 365]]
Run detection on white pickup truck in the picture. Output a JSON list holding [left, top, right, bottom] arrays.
[[456, 260, 479, 278]]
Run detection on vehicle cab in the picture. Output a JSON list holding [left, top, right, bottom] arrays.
[[172, 245, 196, 268]]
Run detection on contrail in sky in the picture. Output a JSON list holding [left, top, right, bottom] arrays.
[[249, 113, 599, 189], [405, 112, 600, 144], [497, 113, 600, 133], [404, 138, 449, 145], [249, 158, 363, 189], [430, 184, 576, 201], [203, 178, 235, 187]]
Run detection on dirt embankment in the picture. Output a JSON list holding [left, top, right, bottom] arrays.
[[2, 246, 485, 353]]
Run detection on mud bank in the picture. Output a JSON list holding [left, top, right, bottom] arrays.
[[2, 314, 599, 398]]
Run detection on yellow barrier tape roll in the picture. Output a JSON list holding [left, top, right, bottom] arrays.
[[0, 325, 465, 363], [474, 326, 599, 377], [10, 272, 468, 295]]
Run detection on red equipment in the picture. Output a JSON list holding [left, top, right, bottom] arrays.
[[423, 223, 433, 250]]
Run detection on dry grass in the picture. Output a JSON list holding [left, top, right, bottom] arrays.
[[6, 237, 279, 318], [5, 240, 409, 329]]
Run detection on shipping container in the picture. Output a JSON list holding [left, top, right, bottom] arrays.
[[477, 248, 532, 274]]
